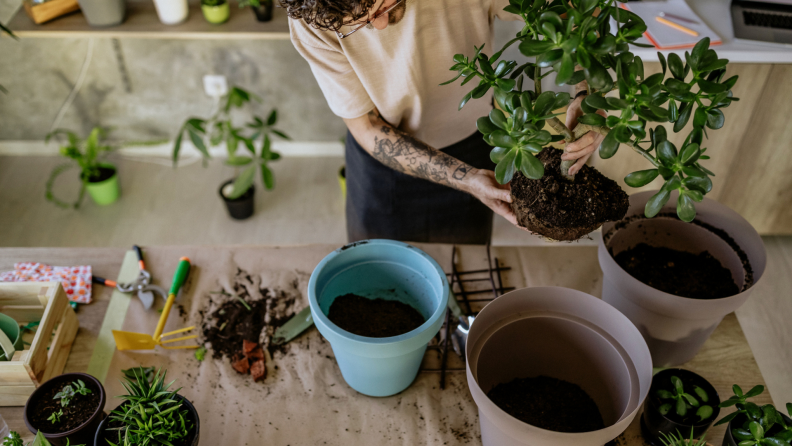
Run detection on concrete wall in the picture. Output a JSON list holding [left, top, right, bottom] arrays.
[[0, 3, 529, 143]]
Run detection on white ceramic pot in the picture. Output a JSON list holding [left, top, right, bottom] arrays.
[[599, 190, 766, 367], [152, 0, 188, 24], [466, 286, 653, 446]]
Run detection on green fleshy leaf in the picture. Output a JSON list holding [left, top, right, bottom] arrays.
[[494, 149, 517, 184], [598, 131, 620, 159], [645, 189, 671, 218], [624, 169, 659, 187], [677, 192, 696, 222]]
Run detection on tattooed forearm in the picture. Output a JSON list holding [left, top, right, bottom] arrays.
[[370, 124, 473, 189]]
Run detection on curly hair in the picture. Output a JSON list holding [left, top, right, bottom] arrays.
[[279, 0, 378, 31]]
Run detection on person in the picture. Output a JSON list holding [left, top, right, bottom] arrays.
[[281, 0, 604, 244]]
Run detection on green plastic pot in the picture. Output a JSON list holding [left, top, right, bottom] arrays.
[[201, 2, 229, 23], [0, 313, 23, 361], [85, 164, 120, 206]]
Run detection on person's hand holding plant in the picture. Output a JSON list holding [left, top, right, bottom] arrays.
[[562, 80, 607, 176], [462, 169, 517, 225]]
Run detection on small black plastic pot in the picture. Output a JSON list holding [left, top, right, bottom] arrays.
[[722, 412, 792, 446], [641, 368, 720, 446], [219, 179, 255, 220], [94, 394, 200, 446], [251, 0, 273, 21], [24, 373, 107, 446]]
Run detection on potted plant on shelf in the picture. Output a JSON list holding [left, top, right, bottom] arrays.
[[446, 0, 737, 240], [76, 0, 125, 26], [95, 368, 199, 446], [173, 86, 290, 220], [716, 384, 792, 446], [200, 0, 229, 24], [22, 373, 106, 446], [641, 369, 720, 446], [151, 0, 189, 25], [45, 127, 120, 208], [238, 0, 273, 22]]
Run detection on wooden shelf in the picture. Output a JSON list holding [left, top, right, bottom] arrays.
[[6, 0, 291, 39]]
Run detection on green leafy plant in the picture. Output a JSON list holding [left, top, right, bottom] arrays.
[[201, 0, 226, 6], [657, 376, 713, 422], [237, 0, 261, 8], [47, 410, 63, 424], [173, 86, 290, 199], [106, 368, 193, 446], [658, 429, 709, 446], [45, 127, 114, 209], [195, 346, 207, 361], [121, 366, 155, 383], [6, 431, 84, 446], [446, 0, 737, 222], [715, 384, 792, 446], [2, 431, 24, 446], [53, 379, 92, 407]]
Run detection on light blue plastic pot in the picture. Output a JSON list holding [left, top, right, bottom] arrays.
[[308, 240, 449, 397]]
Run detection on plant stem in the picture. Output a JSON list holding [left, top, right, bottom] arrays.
[[534, 66, 542, 95]]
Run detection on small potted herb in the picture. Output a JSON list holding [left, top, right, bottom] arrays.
[[716, 384, 792, 446], [23, 373, 106, 446], [4, 430, 87, 446], [641, 369, 720, 446], [238, 0, 272, 22], [46, 127, 120, 208], [173, 86, 289, 220], [200, 0, 229, 24], [95, 368, 199, 446]]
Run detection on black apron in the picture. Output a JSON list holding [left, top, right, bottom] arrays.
[[345, 130, 496, 244]]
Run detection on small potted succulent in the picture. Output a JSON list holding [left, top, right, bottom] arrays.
[[200, 0, 229, 24], [657, 430, 713, 446], [95, 368, 199, 446], [173, 86, 289, 220], [238, 0, 273, 22], [4, 430, 87, 446], [23, 373, 106, 446], [716, 384, 792, 446], [641, 369, 720, 446], [46, 127, 120, 208]]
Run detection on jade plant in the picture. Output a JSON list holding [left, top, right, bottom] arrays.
[[106, 368, 193, 446], [445, 0, 737, 222], [173, 86, 290, 199], [658, 375, 714, 422], [716, 384, 792, 446], [45, 127, 115, 209]]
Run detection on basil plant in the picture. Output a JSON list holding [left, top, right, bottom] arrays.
[[444, 0, 738, 222]]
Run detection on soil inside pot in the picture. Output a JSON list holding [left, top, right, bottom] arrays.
[[28, 379, 101, 433], [203, 296, 270, 360], [649, 372, 717, 425], [486, 375, 605, 433], [614, 243, 739, 299], [510, 148, 629, 241], [327, 293, 426, 338], [85, 166, 115, 183]]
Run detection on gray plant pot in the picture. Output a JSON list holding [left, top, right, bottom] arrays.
[[466, 286, 653, 446], [599, 190, 766, 367], [77, 0, 125, 26]]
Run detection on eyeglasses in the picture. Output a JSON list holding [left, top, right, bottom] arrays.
[[335, 0, 406, 39]]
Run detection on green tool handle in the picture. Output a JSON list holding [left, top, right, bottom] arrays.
[[169, 257, 191, 295]]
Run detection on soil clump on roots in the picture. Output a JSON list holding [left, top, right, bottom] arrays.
[[510, 148, 629, 241]]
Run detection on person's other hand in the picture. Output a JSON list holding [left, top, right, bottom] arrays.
[[464, 169, 517, 225], [561, 95, 607, 176]]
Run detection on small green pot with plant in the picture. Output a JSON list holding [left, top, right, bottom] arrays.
[[238, 0, 272, 22], [716, 384, 792, 446], [201, 0, 229, 24], [95, 368, 199, 446], [46, 128, 119, 208], [173, 86, 290, 220], [23, 373, 106, 446]]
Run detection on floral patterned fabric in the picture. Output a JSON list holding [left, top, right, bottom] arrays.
[[0, 263, 92, 304]]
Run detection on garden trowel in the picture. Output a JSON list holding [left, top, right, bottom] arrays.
[[112, 257, 198, 351]]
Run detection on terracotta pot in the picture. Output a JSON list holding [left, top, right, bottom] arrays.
[[94, 394, 200, 446], [599, 190, 766, 367], [641, 368, 720, 446], [24, 373, 106, 446], [466, 286, 653, 446]]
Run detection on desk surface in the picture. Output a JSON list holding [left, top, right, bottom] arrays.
[[0, 245, 772, 445]]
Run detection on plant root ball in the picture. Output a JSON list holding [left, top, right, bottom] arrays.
[[510, 148, 629, 241]]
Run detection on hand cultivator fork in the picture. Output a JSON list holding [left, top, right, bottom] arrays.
[[112, 257, 199, 350]]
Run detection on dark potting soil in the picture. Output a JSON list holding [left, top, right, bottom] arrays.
[[203, 296, 269, 360], [614, 243, 739, 299], [86, 166, 115, 183], [28, 380, 101, 433], [510, 148, 629, 241], [650, 373, 715, 425], [327, 293, 426, 338], [486, 375, 605, 433]]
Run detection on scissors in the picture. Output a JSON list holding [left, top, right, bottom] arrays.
[[93, 245, 167, 310]]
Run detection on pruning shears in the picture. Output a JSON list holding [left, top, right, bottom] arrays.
[[93, 245, 167, 310]]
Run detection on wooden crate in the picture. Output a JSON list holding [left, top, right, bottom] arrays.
[[0, 282, 79, 406]]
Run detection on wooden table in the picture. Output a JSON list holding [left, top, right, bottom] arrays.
[[0, 245, 772, 445]]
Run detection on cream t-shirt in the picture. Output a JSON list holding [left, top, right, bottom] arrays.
[[289, 0, 517, 149]]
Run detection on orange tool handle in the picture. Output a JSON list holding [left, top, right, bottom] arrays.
[[133, 245, 146, 270], [92, 276, 117, 288]]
